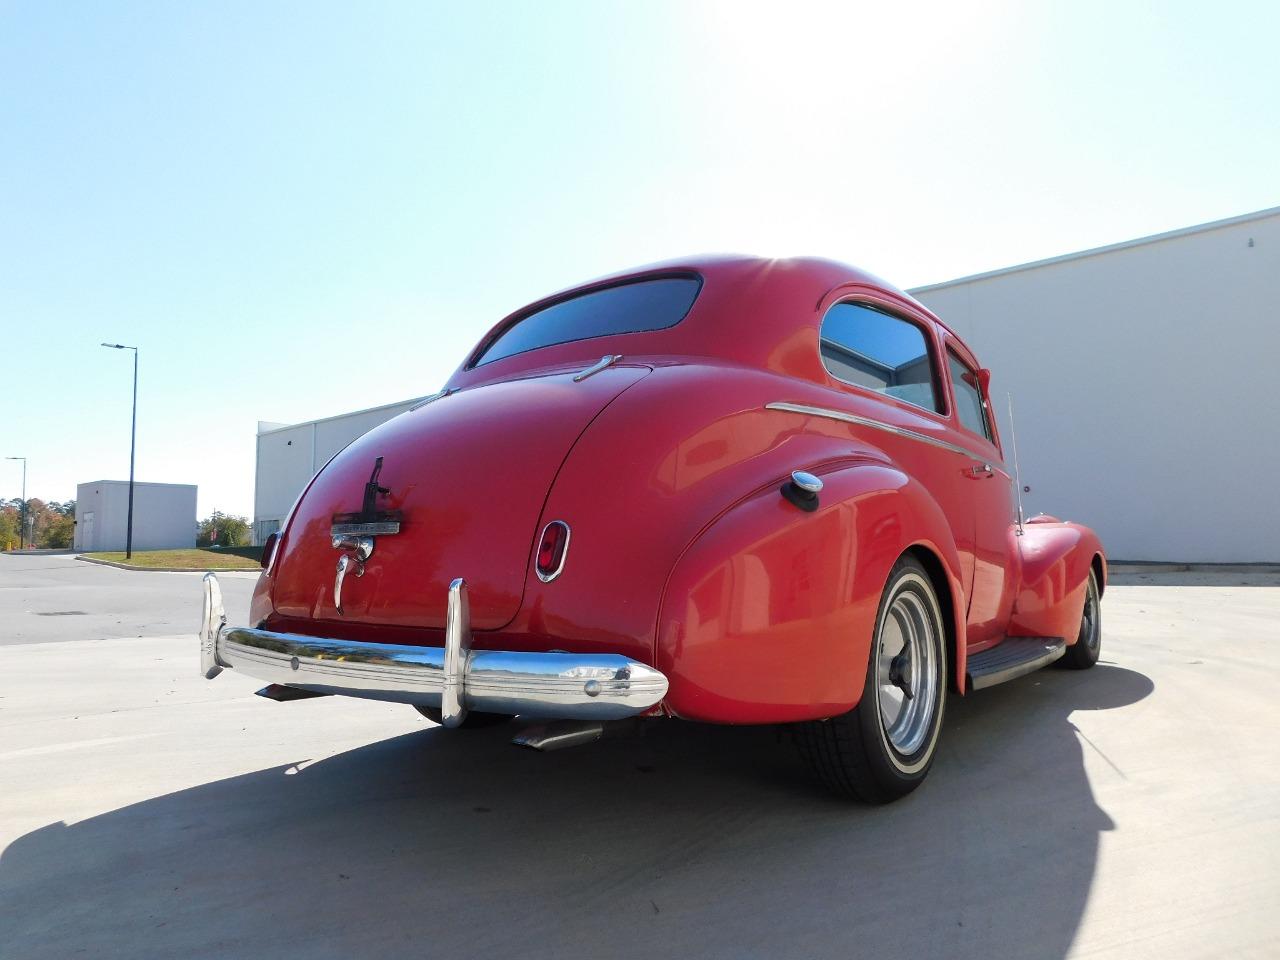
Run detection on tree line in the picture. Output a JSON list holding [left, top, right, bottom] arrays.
[[0, 499, 75, 550], [1, 499, 252, 551]]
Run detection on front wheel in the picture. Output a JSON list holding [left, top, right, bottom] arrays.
[[795, 555, 948, 803], [1059, 569, 1102, 670]]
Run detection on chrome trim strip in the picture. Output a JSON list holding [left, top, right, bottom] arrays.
[[331, 521, 400, 537], [765, 401, 1007, 470], [408, 388, 452, 412], [572, 354, 621, 382], [202, 577, 667, 721], [535, 520, 571, 583]]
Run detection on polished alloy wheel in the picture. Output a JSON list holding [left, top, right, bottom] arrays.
[[875, 581, 939, 757]]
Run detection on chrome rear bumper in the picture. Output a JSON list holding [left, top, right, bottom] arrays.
[[200, 574, 667, 726]]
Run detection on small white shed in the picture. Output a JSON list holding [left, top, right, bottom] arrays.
[[73, 481, 197, 552]]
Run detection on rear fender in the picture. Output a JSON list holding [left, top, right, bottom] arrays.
[[1008, 522, 1106, 642], [655, 460, 966, 724]]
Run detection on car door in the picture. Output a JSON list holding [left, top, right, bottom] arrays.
[[943, 341, 1017, 648]]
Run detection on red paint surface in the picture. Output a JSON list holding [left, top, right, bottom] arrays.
[[254, 256, 1105, 723]]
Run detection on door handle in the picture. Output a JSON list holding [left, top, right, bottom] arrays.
[[967, 463, 994, 478]]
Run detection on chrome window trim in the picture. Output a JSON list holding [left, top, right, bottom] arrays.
[[765, 401, 1008, 473]]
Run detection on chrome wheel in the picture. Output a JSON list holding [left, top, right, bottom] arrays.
[[795, 555, 947, 802], [875, 576, 940, 757]]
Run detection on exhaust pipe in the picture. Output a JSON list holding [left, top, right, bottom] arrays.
[[512, 720, 605, 751]]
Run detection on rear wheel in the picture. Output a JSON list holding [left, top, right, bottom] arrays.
[[795, 555, 947, 803], [413, 706, 513, 728], [1059, 569, 1102, 670]]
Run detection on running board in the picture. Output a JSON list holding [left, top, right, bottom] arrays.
[[966, 637, 1065, 691]]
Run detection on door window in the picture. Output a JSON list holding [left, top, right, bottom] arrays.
[[948, 351, 992, 440]]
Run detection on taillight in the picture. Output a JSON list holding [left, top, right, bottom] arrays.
[[535, 521, 570, 582], [261, 532, 280, 571]]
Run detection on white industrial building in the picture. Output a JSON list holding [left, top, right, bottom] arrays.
[[910, 206, 1278, 563], [252, 206, 1279, 562], [73, 480, 198, 552]]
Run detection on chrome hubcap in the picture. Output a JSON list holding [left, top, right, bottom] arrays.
[[876, 587, 939, 756]]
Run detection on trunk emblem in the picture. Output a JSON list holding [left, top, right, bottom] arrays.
[[331, 456, 403, 537], [331, 457, 399, 614]]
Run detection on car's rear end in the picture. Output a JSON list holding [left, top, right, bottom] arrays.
[[202, 271, 717, 727]]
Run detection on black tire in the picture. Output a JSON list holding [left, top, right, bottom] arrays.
[[413, 705, 513, 728], [1059, 569, 1102, 670], [795, 555, 948, 803]]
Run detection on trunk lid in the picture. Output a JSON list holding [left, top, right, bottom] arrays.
[[270, 364, 649, 630]]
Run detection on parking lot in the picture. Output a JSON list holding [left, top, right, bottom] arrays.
[[1, 554, 1277, 959]]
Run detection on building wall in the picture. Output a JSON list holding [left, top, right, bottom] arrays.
[[910, 208, 1280, 562], [253, 398, 424, 543], [73, 481, 197, 552]]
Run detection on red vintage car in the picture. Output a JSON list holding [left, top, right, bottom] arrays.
[[201, 256, 1105, 802]]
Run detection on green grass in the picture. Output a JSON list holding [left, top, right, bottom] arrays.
[[84, 547, 263, 570]]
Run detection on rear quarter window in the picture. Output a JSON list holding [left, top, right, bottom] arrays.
[[819, 302, 941, 413], [474, 275, 702, 366]]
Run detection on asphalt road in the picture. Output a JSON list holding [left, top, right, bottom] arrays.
[[0, 553, 256, 646], [0, 556, 1277, 959]]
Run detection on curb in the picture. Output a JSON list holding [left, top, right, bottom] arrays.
[[1108, 562, 1280, 575], [75, 556, 259, 574]]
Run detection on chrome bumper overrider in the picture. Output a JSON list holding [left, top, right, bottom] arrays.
[[200, 574, 668, 727]]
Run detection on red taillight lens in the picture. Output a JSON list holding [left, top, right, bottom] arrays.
[[260, 532, 280, 570], [535, 521, 570, 581]]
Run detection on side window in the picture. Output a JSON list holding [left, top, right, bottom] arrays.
[[819, 302, 940, 413], [948, 350, 992, 440]]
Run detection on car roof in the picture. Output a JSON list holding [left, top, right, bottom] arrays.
[[452, 255, 970, 387]]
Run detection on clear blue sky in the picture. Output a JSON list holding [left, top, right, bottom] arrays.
[[2, 1, 1277, 518]]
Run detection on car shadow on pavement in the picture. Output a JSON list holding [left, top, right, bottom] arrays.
[[0, 665, 1152, 960]]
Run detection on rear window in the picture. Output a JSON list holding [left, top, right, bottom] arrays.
[[473, 275, 702, 367]]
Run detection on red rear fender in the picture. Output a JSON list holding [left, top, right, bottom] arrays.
[[655, 461, 967, 724]]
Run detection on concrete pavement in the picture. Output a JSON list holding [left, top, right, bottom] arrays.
[[0, 557, 1276, 959]]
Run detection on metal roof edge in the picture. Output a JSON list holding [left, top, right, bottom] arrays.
[[256, 396, 431, 435], [908, 204, 1280, 294]]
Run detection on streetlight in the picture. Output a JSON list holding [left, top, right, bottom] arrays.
[[101, 343, 139, 559], [4, 457, 25, 550]]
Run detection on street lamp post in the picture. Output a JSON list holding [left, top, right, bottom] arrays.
[[4, 457, 26, 550], [101, 343, 139, 559]]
